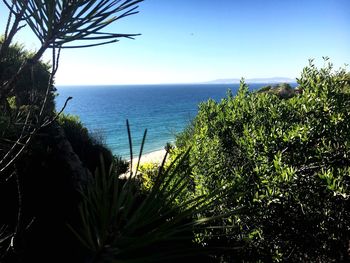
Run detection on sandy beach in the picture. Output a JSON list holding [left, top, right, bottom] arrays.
[[129, 149, 168, 166]]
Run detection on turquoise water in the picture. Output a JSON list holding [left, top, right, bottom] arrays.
[[55, 83, 287, 158]]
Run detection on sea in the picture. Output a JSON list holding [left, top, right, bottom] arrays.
[[55, 83, 294, 159]]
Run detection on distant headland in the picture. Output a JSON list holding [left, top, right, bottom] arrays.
[[204, 77, 296, 84]]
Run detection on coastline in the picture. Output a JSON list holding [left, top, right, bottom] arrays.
[[129, 149, 168, 166]]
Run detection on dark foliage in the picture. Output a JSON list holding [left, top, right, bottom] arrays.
[[0, 39, 56, 115], [58, 114, 127, 175], [0, 123, 85, 262], [70, 146, 230, 262]]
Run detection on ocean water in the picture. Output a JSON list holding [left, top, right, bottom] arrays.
[[55, 83, 289, 158]]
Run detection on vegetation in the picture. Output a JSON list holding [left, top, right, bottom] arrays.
[[0, 38, 56, 114], [256, 83, 297, 98], [58, 114, 122, 174], [71, 142, 237, 262], [168, 59, 350, 261]]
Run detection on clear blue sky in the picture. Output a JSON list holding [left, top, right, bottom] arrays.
[[1, 0, 349, 85]]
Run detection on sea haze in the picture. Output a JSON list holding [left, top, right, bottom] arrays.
[[55, 83, 294, 158]]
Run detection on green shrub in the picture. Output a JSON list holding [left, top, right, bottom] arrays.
[[0, 40, 56, 156], [138, 162, 160, 191], [171, 59, 350, 261], [0, 39, 56, 116], [58, 114, 128, 175], [58, 114, 91, 146]]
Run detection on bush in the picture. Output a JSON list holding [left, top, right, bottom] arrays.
[[58, 114, 128, 175], [171, 60, 350, 261], [138, 162, 160, 191], [0, 39, 56, 116], [0, 41, 57, 159]]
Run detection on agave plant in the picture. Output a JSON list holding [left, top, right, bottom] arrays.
[[69, 121, 241, 262]]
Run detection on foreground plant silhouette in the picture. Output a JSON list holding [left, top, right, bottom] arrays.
[[0, 1, 145, 261], [69, 120, 241, 262]]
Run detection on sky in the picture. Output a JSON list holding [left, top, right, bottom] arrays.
[[0, 0, 349, 85]]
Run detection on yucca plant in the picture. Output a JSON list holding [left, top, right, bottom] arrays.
[[6, 0, 142, 49], [1, 0, 143, 98], [69, 121, 242, 262]]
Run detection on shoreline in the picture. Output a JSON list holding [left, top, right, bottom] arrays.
[[129, 149, 168, 166]]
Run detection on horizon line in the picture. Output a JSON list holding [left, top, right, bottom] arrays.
[[56, 77, 297, 87]]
